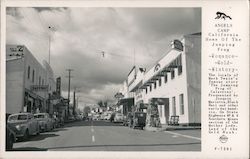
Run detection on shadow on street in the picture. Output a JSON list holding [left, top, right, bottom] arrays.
[[46, 142, 201, 151], [11, 147, 47, 151], [16, 133, 59, 142]]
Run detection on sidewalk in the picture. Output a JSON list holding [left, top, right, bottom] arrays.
[[145, 124, 201, 132]]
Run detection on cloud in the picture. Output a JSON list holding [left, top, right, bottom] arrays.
[[6, 7, 201, 105]]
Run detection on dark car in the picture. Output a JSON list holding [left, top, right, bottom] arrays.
[[129, 112, 146, 129], [6, 123, 16, 150]]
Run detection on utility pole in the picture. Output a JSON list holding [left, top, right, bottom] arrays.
[[66, 69, 73, 119], [73, 88, 76, 116]]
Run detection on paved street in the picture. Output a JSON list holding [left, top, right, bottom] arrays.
[[13, 120, 201, 151]]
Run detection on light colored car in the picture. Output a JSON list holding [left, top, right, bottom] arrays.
[[104, 113, 111, 120], [34, 113, 54, 132], [114, 113, 124, 123], [8, 113, 40, 140]]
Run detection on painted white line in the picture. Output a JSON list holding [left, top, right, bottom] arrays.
[[172, 135, 178, 138], [165, 131, 201, 141], [91, 128, 94, 132], [92, 135, 95, 142]]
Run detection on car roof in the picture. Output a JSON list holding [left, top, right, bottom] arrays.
[[9, 113, 31, 116]]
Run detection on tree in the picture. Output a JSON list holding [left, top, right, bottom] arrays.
[[83, 106, 90, 117]]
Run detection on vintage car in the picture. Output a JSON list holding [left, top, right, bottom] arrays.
[[8, 113, 40, 140], [34, 113, 54, 132], [129, 112, 146, 129], [114, 113, 124, 123], [6, 123, 16, 150]]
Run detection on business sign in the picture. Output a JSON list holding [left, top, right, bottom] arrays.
[[171, 40, 183, 51], [154, 63, 161, 72], [56, 77, 61, 95], [31, 85, 49, 92]]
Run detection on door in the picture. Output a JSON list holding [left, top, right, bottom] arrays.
[[164, 98, 170, 124]]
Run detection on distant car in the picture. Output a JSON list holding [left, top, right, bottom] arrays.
[[34, 113, 54, 132], [8, 113, 40, 141], [6, 123, 16, 150], [130, 112, 146, 129], [114, 113, 124, 123], [123, 113, 132, 126], [68, 116, 76, 121], [104, 114, 111, 120]]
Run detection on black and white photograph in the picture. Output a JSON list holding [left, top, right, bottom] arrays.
[[0, 5, 201, 152], [4, 7, 202, 152]]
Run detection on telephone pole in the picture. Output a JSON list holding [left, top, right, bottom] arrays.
[[66, 69, 73, 119]]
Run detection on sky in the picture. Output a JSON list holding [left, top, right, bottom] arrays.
[[6, 7, 201, 109]]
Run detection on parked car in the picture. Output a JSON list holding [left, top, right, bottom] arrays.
[[104, 113, 111, 120], [8, 113, 40, 141], [123, 113, 132, 126], [129, 112, 146, 129], [6, 123, 16, 150], [68, 116, 76, 121], [114, 113, 124, 123], [34, 113, 54, 132]]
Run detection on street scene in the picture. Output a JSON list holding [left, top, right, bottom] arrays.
[[12, 120, 201, 151], [5, 7, 201, 151]]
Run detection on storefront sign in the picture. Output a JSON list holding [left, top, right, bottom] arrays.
[[56, 77, 61, 95], [31, 85, 49, 92], [171, 40, 183, 51]]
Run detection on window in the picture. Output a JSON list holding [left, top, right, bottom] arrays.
[[154, 82, 156, 89], [150, 85, 152, 92], [159, 78, 162, 87], [145, 88, 148, 94], [27, 66, 30, 79], [32, 70, 35, 83], [164, 74, 168, 83], [171, 70, 175, 79], [172, 96, 176, 115], [179, 94, 184, 115], [42, 79, 44, 85]]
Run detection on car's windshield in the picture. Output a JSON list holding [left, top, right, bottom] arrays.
[[8, 114, 27, 121], [34, 114, 45, 118]]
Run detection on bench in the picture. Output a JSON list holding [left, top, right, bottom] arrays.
[[168, 116, 179, 125]]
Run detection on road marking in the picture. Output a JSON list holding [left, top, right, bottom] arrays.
[[172, 135, 178, 138], [165, 131, 201, 141], [91, 128, 94, 132], [92, 135, 95, 142]]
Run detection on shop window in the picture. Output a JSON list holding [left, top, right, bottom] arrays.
[[171, 70, 175, 79], [27, 66, 30, 79], [164, 74, 168, 83], [159, 78, 162, 87], [32, 70, 35, 83], [179, 94, 184, 115], [172, 96, 176, 115]]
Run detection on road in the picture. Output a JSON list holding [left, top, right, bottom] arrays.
[[13, 120, 201, 151]]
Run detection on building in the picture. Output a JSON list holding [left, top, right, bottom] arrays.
[[6, 44, 56, 116], [118, 33, 201, 126]]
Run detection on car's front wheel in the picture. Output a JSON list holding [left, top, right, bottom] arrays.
[[23, 129, 29, 141], [6, 135, 14, 150]]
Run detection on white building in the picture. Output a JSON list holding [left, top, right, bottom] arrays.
[[6, 45, 56, 115], [121, 33, 201, 126]]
